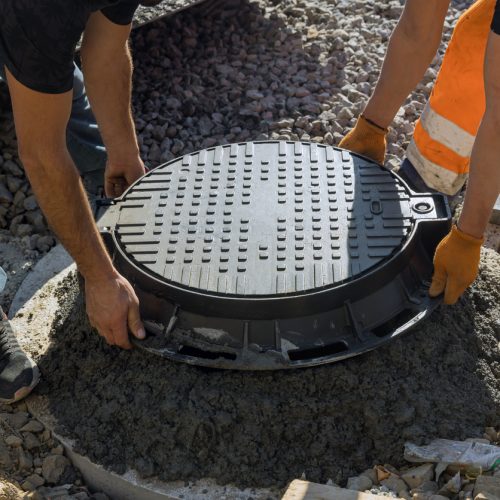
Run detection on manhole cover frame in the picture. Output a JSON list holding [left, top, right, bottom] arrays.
[[96, 142, 451, 370]]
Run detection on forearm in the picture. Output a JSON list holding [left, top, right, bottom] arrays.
[[460, 32, 500, 238], [22, 150, 116, 282], [458, 112, 500, 238], [80, 37, 139, 162], [364, 0, 450, 128]]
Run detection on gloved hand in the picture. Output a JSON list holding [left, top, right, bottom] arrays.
[[339, 114, 388, 165], [429, 225, 483, 305]]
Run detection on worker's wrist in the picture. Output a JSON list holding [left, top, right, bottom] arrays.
[[106, 148, 141, 166], [105, 137, 140, 165], [78, 247, 119, 285], [454, 223, 484, 244], [82, 265, 120, 286], [360, 113, 388, 133]]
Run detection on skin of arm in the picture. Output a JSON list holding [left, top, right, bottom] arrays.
[[80, 11, 145, 197], [458, 31, 500, 239], [5, 71, 145, 350], [363, 0, 451, 128]]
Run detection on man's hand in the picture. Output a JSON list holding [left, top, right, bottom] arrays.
[[85, 272, 145, 349], [429, 225, 483, 305], [105, 156, 146, 198], [339, 115, 388, 164]]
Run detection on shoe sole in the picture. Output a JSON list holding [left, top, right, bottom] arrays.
[[0, 358, 40, 404]]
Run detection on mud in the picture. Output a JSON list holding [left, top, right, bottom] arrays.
[[30, 250, 499, 489]]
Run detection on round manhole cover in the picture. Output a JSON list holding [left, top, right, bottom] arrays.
[[97, 142, 451, 369]]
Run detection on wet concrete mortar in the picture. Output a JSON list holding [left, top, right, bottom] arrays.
[[24, 249, 500, 490]]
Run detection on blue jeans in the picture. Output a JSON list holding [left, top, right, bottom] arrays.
[[0, 62, 107, 196]]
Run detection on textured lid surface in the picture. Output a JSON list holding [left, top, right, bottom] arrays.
[[113, 142, 413, 297]]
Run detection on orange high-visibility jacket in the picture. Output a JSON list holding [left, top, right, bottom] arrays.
[[407, 0, 495, 195]]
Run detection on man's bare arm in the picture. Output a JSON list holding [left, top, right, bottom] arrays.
[[458, 31, 500, 238], [363, 0, 451, 128], [6, 68, 144, 348], [80, 11, 145, 197], [429, 31, 500, 304]]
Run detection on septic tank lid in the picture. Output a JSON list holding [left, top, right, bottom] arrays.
[[96, 141, 450, 370]]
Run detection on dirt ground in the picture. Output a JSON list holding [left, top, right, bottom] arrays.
[[24, 248, 499, 490]]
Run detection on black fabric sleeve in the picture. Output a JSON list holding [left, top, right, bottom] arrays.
[[101, 0, 140, 25], [492, 0, 500, 35], [0, 0, 89, 94]]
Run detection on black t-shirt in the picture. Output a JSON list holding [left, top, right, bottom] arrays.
[[492, 0, 500, 35], [0, 0, 140, 94]]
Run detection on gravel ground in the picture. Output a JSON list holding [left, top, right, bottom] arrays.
[[1, 0, 499, 498]]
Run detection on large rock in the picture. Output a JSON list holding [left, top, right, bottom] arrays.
[[347, 475, 373, 491], [20, 419, 44, 434], [381, 474, 408, 495], [42, 454, 70, 484], [473, 476, 500, 500], [401, 464, 434, 489], [21, 473, 45, 491], [0, 442, 12, 469], [0, 183, 13, 203]]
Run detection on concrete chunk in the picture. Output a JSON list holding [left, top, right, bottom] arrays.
[[401, 464, 434, 489], [282, 479, 406, 499], [473, 475, 500, 499]]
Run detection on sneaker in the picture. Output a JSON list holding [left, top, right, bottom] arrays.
[[397, 158, 463, 213], [0, 307, 40, 403]]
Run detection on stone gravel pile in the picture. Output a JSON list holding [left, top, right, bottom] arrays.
[[0, 402, 109, 500], [130, 0, 470, 173]]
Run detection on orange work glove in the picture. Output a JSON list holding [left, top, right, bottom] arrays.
[[339, 114, 388, 165], [429, 225, 483, 305]]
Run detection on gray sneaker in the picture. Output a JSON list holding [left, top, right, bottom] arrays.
[[0, 307, 40, 403]]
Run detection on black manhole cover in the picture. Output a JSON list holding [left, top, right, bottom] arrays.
[[96, 141, 451, 369]]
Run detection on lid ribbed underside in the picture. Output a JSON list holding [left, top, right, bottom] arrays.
[[114, 142, 414, 296]]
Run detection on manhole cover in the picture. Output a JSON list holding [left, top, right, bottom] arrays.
[[96, 142, 451, 369]]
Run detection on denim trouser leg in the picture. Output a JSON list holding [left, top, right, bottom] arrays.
[[66, 63, 107, 196], [0, 61, 106, 196]]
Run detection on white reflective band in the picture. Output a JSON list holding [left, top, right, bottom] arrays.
[[407, 139, 467, 196], [420, 103, 476, 158]]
